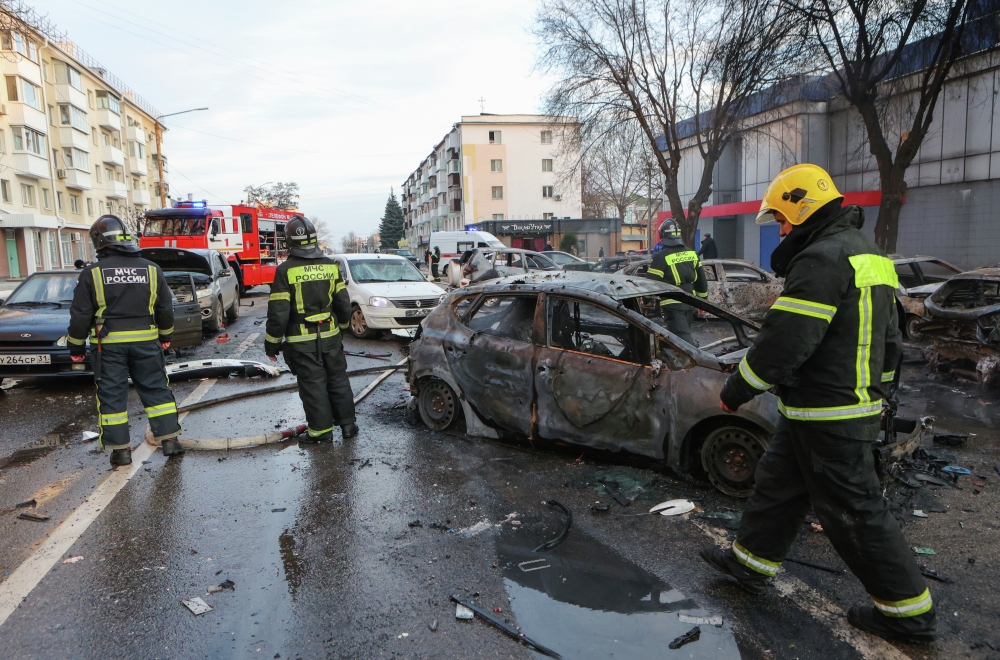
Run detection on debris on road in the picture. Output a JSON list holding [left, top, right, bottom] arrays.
[[18, 512, 49, 522], [455, 603, 474, 620], [691, 511, 742, 530], [532, 500, 572, 552], [933, 433, 967, 447], [650, 499, 695, 516], [450, 595, 562, 659], [62, 556, 84, 564], [271, 508, 286, 513], [181, 597, 213, 615], [919, 567, 954, 584], [668, 626, 701, 650], [408, 520, 423, 528], [206, 580, 235, 594], [678, 613, 724, 627], [913, 547, 937, 555], [518, 559, 550, 572], [429, 620, 438, 631], [344, 350, 392, 360], [14, 499, 36, 508], [590, 502, 611, 513], [942, 465, 972, 475], [215, 333, 230, 344], [457, 519, 492, 538], [80, 431, 99, 442], [913, 509, 929, 518], [810, 523, 824, 533], [165, 359, 282, 381]]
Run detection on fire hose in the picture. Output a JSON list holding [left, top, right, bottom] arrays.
[[145, 359, 407, 451]]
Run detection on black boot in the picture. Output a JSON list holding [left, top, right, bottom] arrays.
[[162, 439, 185, 457], [848, 605, 936, 643], [341, 423, 359, 439], [110, 448, 132, 466], [699, 546, 770, 595]]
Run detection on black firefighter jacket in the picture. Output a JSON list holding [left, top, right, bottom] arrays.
[[67, 252, 174, 356], [644, 243, 709, 307], [264, 255, 352, 355], [720, 205, 902, 440]]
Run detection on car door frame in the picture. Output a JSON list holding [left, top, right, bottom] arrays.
[[171, 273, 203, 348], [213, 251, 237, 309]]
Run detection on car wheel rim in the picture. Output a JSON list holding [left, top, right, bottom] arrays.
[[420, 381, 455, 430], [906, 316, 922, 339], [702, 427, 766, 497], [351, 309, 367, 335]]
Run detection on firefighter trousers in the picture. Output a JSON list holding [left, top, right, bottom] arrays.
[[661, 305, 696, 346], [94, 340, 180, 450], [284, 333, 356, 440], [734, 417, 934, 627]]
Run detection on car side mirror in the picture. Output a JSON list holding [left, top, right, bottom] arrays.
[[220, 269, 232, 277]]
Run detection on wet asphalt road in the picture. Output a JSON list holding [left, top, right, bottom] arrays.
[[1, 292, 999, 659]]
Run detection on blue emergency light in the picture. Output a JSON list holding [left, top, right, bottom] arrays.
[[174, 200, 208, 209]]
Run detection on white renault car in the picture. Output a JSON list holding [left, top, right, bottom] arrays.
[[333, 253, 446, 338]]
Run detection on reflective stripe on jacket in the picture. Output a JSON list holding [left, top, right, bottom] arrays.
[[265, 256, 352, 352], [643, 244, 709, 301]]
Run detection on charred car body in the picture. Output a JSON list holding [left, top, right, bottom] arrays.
[[921, 268, 1000, 385], [891, 256, 962, 339], [409, 271, 925, 496]]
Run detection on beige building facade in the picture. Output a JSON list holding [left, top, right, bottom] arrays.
[[0, 9, 169, 282], [402, 114, 581, 249]]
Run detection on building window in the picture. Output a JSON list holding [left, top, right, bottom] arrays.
[[12, 126, 46, 156], [542, 159, 553, 172], [48, 104, 55, 126], [64, 147, 89, 171], [57, 191, 64, 211], [53, 61, 83, 90], [87, 90, 94, 109], [543, 213, 554, 220], [21, 183, 35, 207], [61, 231, 72, 263], [0, 180, 9, 203], [489, 131, 501, 144], [31, 230, 41, 269], [540, 130, 553, 144], [59, 104, 89, 132], [94, 166, 101, 182], [42, 187, 51, 209], [12, 33, 37, 62], [6, 76, 41, 110], [47, 231, 58, 267], [96, 90, 121, 115], [92, 128, 99, 146], [84, 197, 91, 215], [492, 186, 503, 200], [542, 186, 554, 198], [491, 159, 502, 172], [493, 214, 504, 220]]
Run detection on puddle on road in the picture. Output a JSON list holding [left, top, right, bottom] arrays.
[[497, 523, 740, 659], [0, 433, 66, 469]]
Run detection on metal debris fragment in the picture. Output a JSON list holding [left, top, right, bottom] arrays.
[[669, 626, 702, 649], [450, 595, 562, 659], [678, 613, 723, 627], [518, 559, 551, 573], [532, 500, 572, 552], [18, 512, 49, 522], [181, 597, 213, 615], [650, 499, 695, 516]]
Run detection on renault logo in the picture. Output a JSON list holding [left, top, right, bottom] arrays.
[[20, 333, 31, 338], [416, 300, 422, 308]]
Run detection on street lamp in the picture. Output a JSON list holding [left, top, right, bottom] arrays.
[[154, 107, 209, 207]]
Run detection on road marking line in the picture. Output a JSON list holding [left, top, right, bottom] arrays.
[[692, 521, 912, 660], [0, 381, 217, 631], [231, 332, 259, 358]]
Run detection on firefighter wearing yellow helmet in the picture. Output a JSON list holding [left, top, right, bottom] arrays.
[[699, 164, 936, 643]]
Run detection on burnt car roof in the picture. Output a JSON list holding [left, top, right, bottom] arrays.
[[951, 267, 1000, 279], [890, 255, 961, 268], [462, 270, 679, 299]]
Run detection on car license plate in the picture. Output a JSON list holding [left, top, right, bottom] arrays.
[[404, 309, 431, 317], [0, 354, 52, 365]]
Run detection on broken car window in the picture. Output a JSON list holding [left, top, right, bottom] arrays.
[[547, 297, 650, 364], [915, 261, 961, 284], [452, 295, 477, 320], [467, 295, 537, 342], [720, 263, 766, 282], [895, 263, 919, 289], [703, 265, 718, 281]]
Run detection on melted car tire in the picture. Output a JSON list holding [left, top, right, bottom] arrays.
[[701, 425, 768, 498], [418, 379, 458, 431]]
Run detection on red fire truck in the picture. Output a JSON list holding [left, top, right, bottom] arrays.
[[140, 201, 300, 292]]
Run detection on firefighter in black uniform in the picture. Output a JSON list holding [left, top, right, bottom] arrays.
[[643, 218, 708, 345], [264, 215, 358, 442], [67, 215, 183, 466], [430, 246, 441, 281], [700, 164, 936, 642]]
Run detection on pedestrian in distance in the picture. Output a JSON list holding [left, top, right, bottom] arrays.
[[67, 215, 183, 466], [701, 163, 936, 643], [265, 215, 358, 443], [543, 242, 553, 251], [431, 246, 441, 281], [698, 233, 718, 259], [599, 246, 605, 258], [643, 218, 708, 346]]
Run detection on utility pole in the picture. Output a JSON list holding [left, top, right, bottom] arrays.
[[154, 107, 209, 208]]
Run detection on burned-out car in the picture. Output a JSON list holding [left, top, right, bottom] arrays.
[[408, 271, 781, 496], [891, 255, 962, 339], [447, 247, 559, 287], [622, 258, 782, 321], [921, 268, 1000, 385]]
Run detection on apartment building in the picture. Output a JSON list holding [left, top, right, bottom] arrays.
[[0, 8, 169, 282], [401, 114, 582, 249], [663, 10, 1000, 271]]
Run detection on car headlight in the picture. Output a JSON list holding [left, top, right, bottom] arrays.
[[56, 335, 68, 347], [196, 288, 213, 299], [369, 296, 390, 308]]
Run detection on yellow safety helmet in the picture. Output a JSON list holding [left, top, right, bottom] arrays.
[[755, 163, 842, 226]]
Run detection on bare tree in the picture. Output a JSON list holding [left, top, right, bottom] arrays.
[[309, 215, 334, 246], [583, 120, 647, 220], [340, 231, 359, 253], [794, 0, 972, 252], [243, 182, 300, 210], [536, 0, 808, 246]]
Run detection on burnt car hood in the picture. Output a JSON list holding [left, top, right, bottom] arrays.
[[0, 305, 70, 341], [924, 269, 1000, 320], [141, 248, 213, 278]]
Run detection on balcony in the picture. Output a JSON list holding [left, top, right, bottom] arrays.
[[126, 125, 146, 144], [6, 103, 47, 133], [129, 157, 147, 176], [448, 173, 461, 187], [11, 152, 49, 178], [102, 145, 125, 166], [59, 127, 90, 151], [64, 168, 92, 190], [1, 56, 41, 85], [96, 108, 121, 132], [130, 188, 151, 206], [52, 83, 87, 109], [450, 199, 462, 213], [153, 170, 169, 184], [105, 180, 128, 199]]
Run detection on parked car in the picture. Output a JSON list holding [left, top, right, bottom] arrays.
[[386, 248, 419, 267], [622, 258, 783, 321], [891, 255, 963, 339], [920, 267, 1000, 385], [0, 270, 202, 378], [142, 247, 240, 333], [450, 248, 560, 286], [544, 250, 591, 271], [332, 253, 446, 339], [592, 256, 631, 273]]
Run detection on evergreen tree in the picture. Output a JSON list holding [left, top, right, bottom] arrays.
[[378, 189, 405, 249]]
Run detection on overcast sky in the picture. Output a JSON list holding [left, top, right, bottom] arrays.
[[32, 0, 552, 245]]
